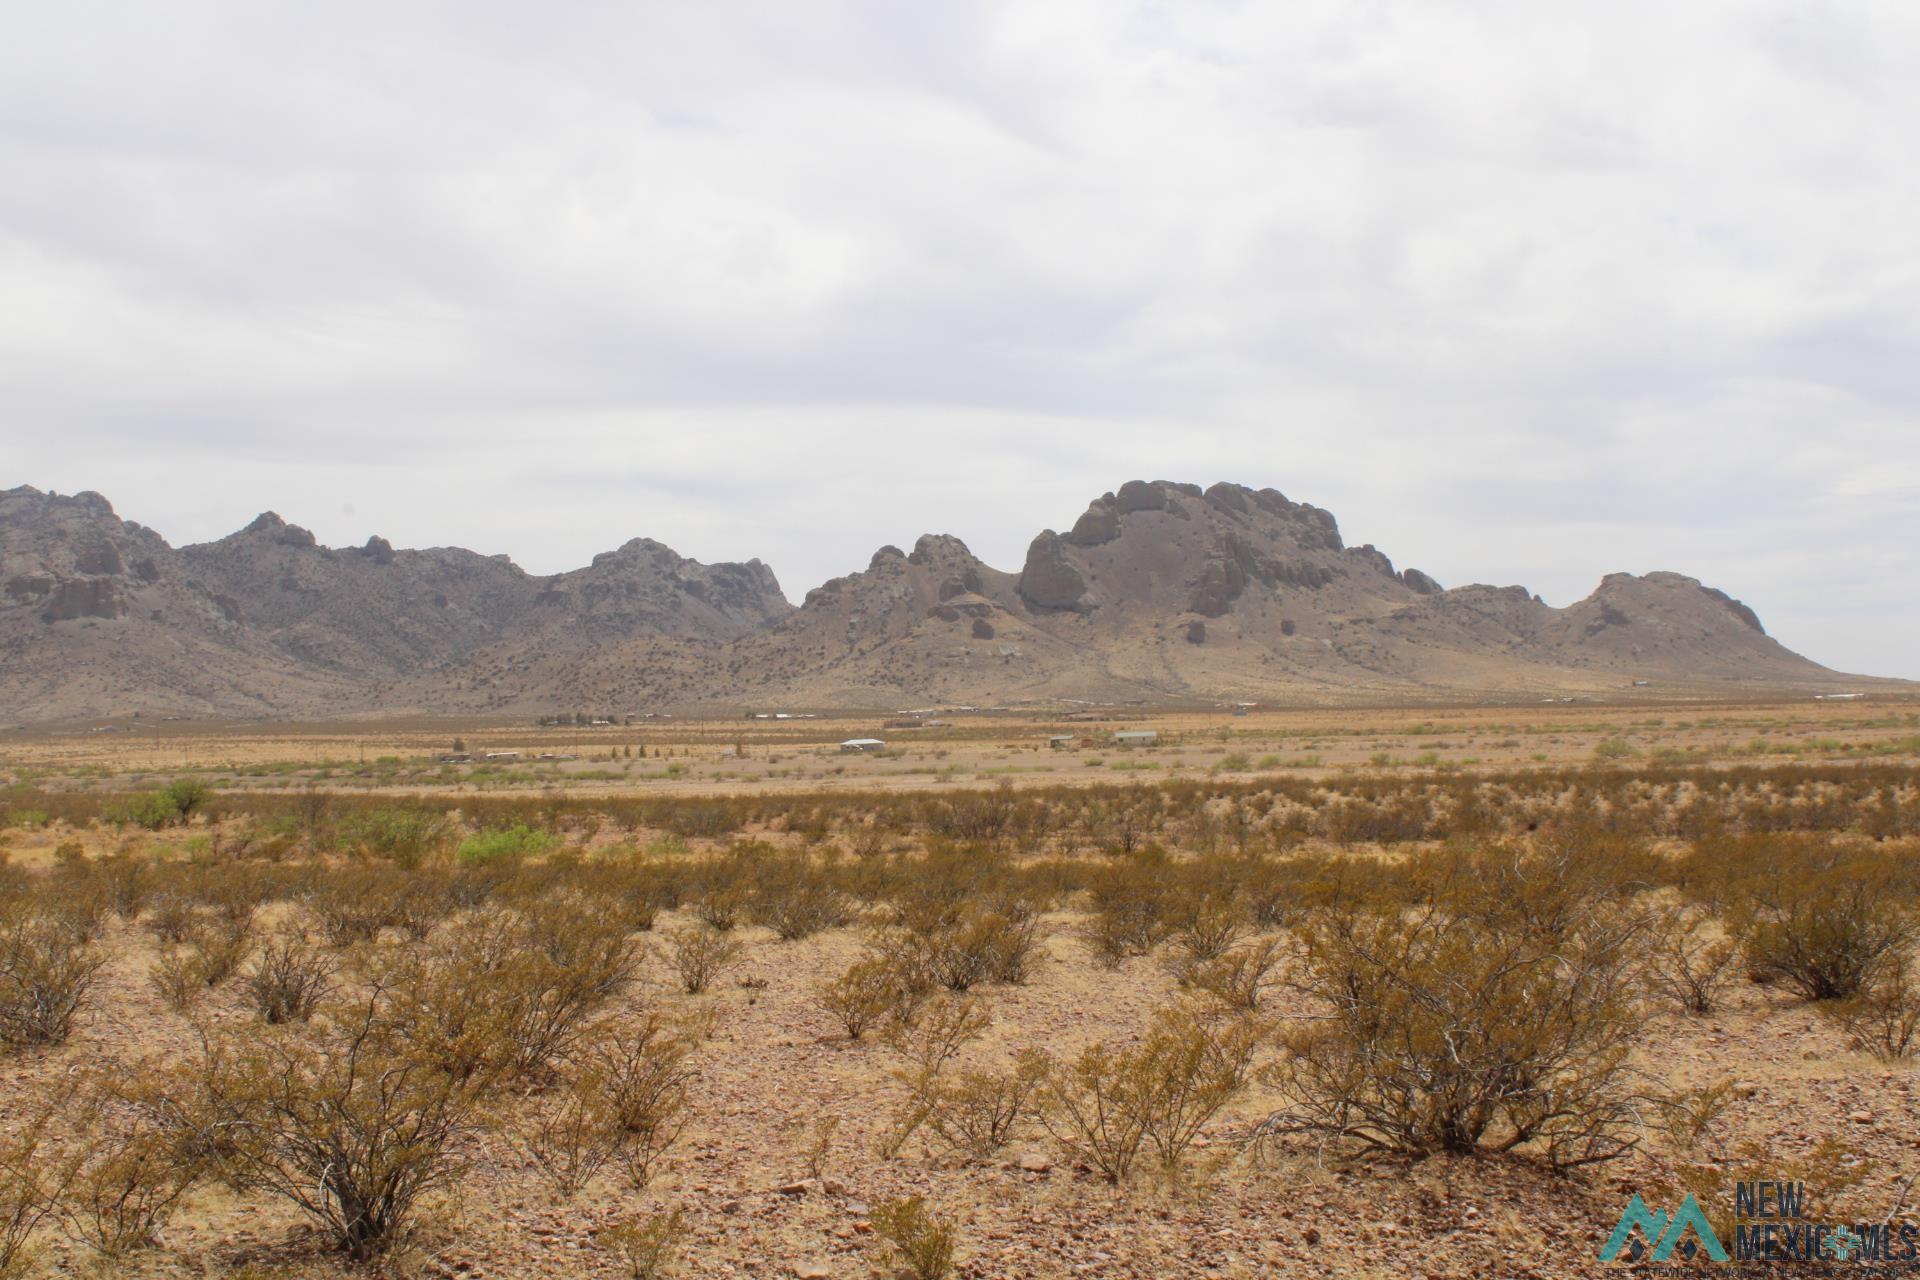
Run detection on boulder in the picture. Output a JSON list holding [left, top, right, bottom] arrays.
[[1067, 501, 1120, 546], [1017, 532, 1090, 611], [1114, 479, 1168, 513], [1401, 567, 1442, 595]]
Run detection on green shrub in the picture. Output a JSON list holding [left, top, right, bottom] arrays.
[[457, 825, 556, 864], [113, 792, 181, 832], [339, 808, 452, 866], [161, 780, 214, 822]]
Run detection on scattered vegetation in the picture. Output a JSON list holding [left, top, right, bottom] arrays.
[[0, 743, 1915, 1273]]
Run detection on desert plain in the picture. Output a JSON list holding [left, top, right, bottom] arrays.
[[2, 695, 1918, 1280]]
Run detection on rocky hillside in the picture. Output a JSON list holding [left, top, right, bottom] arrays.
[[463, 480, 1844, 712], [0, 486, 789, 720], [0, 480, 1877, 720]]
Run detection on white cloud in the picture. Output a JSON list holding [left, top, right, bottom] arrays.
[[2, 0, 1916, 676]]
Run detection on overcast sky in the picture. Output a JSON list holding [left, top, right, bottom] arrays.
[[4, 2, 1916, 678]]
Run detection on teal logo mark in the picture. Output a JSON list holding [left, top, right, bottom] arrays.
[[1600, 1193, 1729, 1263]]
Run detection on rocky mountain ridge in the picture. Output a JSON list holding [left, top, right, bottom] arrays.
[[0, 480, 1875, 720]]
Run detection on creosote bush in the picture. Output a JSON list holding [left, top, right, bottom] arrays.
[[0, 909, 104, 1050], [579, 1014, 699, 1189], [151, 948, 212, 1014], [880, 995, 994, 1159], [602, 1209, 687, 1280], [1037, 1003, 1259, 1183], [749, 857, 850, 941], [0, 758, 1914, 1274], [160, 985, 481, 1261], [661, 924, 742, 996], [372, 901, 639, 1086], [243, 939, 335, 1024], [57, 1091, 205, 1261], [918, 1050, 1049, 1161], [1183, 936, 1287, 1011], [1, 1107, 73, 1280], [1258, 841, 1650, 1168], [1727, 850, 1917, 1001], [189, 913, 256, 987], [1646, 905, 1737, 1015], [879, 904, 1044, 994], [871, 1196, 958, 1280], [817, 955, 913, 1039], [1822, 960, 1920, 1061]]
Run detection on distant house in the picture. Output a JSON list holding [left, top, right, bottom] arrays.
[[1048, 734, 1077, 749], [840, 738, 887, 753], [482, 750, 520, 761], [1113, 730, 1159, 747]]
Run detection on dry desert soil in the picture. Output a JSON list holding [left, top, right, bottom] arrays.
[[3, 697, 1919, 1280]]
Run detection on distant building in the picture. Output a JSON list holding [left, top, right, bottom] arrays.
[[1113, 730, 1159, 747], [1048, 734, 1077, 749], [483, 750, 520, 761], [839, 738, 887, 753]]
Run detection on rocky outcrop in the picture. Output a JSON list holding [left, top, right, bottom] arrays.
[[41, 577, 125, 622], [1067, 502, 1120, 547], [1017, 531, 1091, 611]]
